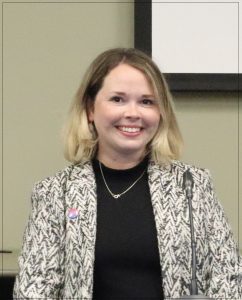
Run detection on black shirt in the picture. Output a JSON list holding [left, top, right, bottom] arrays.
[[92, 157, 164, 300]]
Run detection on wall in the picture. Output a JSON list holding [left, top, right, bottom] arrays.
[[175, 92, 241, 249], [1, 0, 134, 253], [1, 1, 241, 264]]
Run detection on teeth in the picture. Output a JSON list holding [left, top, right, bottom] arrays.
[[119, 127, 141, 133]]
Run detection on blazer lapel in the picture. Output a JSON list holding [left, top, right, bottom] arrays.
[[148, 161, 191, 298], [64, 161, 97, 299]]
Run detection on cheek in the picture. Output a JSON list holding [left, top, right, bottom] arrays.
[[149, 116, 161, 137], [148, 110, 161, 127]]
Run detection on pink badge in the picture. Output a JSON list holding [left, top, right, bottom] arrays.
[[67, 208, 78, 220]]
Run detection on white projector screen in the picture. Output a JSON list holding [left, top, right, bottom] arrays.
[[152, 2, 238, 74], [135, 0, 241, 91]]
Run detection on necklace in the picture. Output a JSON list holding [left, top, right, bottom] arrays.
[[99, 161, 146, 199]]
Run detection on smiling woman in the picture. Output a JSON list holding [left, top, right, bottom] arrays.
[[63, 48, 183, 168], [88, 63, 161, 169], [13, 48, 241, 300]]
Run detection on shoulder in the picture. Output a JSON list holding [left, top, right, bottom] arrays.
[[170, 160, 211, 179], [171, 161, 215, 192], [32, 161, 93, 198], [149, 159, 213, 187], [150, 159, 211, 177]]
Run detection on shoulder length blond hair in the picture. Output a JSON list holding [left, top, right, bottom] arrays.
[[63, 48, 183, 164]]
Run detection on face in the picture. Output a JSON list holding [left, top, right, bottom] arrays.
[[88, 63, 161, 161]]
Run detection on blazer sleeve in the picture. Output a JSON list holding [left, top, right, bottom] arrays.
[[203, 170, 242, 299], [13, 176, 66, 299]]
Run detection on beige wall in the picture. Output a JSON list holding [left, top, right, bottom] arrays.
[[175, 92, 241, 247], [1, 1, 241, 262]]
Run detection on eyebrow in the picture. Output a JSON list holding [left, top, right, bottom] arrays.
[[111, 91, 155, 98]]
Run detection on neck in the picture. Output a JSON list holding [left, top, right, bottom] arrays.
[[97, 151, 146, 170]]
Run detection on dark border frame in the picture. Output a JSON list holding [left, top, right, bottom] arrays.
[[134, 0, 241, 92]]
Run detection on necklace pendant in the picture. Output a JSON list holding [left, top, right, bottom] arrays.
[[113, 194, 121, 199], [99, 161, 146, 200]]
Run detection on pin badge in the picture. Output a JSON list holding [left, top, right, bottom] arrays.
[[67, 208, 79, 220]]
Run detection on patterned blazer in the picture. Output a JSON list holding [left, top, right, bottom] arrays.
[[13, 160, 241, 299]]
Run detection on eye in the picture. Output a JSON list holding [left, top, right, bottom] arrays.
[[142, 98, 155, 105], [110, 96, 123, 103]]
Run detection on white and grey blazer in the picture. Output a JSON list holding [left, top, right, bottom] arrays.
[[13, 160, 242, 299]]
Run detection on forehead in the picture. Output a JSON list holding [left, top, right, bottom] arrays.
[[102, 63, 153, 91]]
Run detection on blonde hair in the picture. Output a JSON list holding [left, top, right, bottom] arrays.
[[63, 48, 183, 164]]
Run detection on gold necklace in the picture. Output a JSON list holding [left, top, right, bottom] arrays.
[[99, 161, 146, 199]]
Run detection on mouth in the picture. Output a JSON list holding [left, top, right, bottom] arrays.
[[117, 126, 142, 133], [116, 126, 143, 136]]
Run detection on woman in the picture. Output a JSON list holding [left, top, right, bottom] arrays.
[[14, 48, 241, 299]]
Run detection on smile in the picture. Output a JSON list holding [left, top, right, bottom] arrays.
[[118, 126, 142, 133]]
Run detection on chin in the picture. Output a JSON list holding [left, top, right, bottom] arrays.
[[117, 145, 146, 155]]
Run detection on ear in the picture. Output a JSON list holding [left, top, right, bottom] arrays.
[[87, 98, 94, 122], [88, 111, 94, 122]]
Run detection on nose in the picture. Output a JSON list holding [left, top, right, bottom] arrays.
[[123, 102, 141, 119]]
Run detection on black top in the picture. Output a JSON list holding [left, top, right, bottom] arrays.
[[92, 157, 164, 300]]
